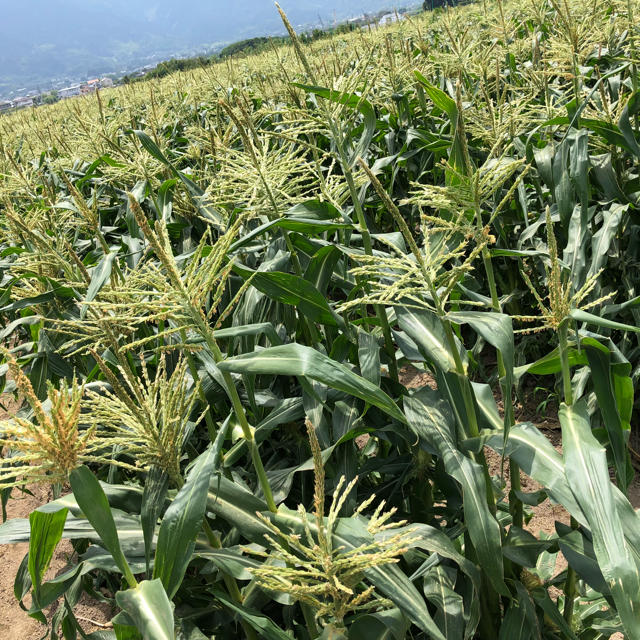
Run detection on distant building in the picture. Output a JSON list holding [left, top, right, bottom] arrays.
[[0, 101, 12, 112], [81, 78, 101, 94], [12, 96, 34, 109], [58, 84, 82, 99], [100, 77, 114, 87], [379, 12, 404, 26]]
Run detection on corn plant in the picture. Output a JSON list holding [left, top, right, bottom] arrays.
[[0, 0, 639, 638]]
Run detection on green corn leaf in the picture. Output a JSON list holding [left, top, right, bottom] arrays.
[[70, 466, 137, 588], [557, 525, 608, 594], [115, 579, 174, 640], [397, 306, 466, 372], [349, 608, 409, 640], [212, 322, 282, 346], [404, 389, 508, 596], [471, 382, 503, 431], [413, 71, 466, 180], [449, 311, 515, 436], [28, 507, 68, 611], [156, 178, 177, 221], [0, 288, 72, 313], [406, 523, 480, 590], [233, 264, 344, 328], [195, 548, 261, 581], [448, 312, 513, 383], [422, 566, 464, 640], [486, 424, 586, 523], [543, 115, 629, 149], [206, 475, 272, 542], [498, 604, 531, 640], [230, 217, 351, 252], [584, 341, 632, 489], [305, 245, 342, 296], [514, 344, 588, 378], [487, 422, 640, 559], [357, 327, 381, 385], [588, 203, 628, 278], [292, 84, 377, 166], [0, 507, 145, 551], [413, 71, 456, 118], [217, 343, 406, 424], [141, 467, 169, 576], [560, 401, 640, 639], [154, 434, 225, 598], [502, 527, 553, 568], [618, 90, 640, 158], [229, 200, 350, 252], [113, 620, 142, 640], [570, 308, 640, 333], [131, 129, 223, 226], [212, 588, 292, 640], [81, 250, 118, 318]]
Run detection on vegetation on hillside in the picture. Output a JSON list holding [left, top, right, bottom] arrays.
[[0, 0, 639, 638]]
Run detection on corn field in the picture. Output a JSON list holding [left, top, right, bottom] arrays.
[[0, 0, 639, 637]]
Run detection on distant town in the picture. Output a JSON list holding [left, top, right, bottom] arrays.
[[0, 8, 415, 114], [0, 77, 117, 112]]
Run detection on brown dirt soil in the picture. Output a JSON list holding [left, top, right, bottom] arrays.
[[0, 393, 112, 638]]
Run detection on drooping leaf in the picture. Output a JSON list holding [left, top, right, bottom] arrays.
[[69, 466, 137, 588], [560, 402, 640, 639], [115, 579, 174, 640], [218, 344, 406, 424]]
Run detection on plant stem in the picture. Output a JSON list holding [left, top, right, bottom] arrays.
[[301, 602, 320, 639], [558, 320, 577, 624], [197, 319, 277, 513], [481, 248, 522, 528], [179, 328, 218, 442], [558, 321, 574, 406], [203, 522, 258, 640], [333, 128, 399, 383]]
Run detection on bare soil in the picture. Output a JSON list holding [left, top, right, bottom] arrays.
[[0, 393, 112, 637]]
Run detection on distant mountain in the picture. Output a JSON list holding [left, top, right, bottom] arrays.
[[0, 1, 407, 98]]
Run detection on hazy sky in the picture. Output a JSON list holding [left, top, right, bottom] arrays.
[[0, 1, 405, 96]]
